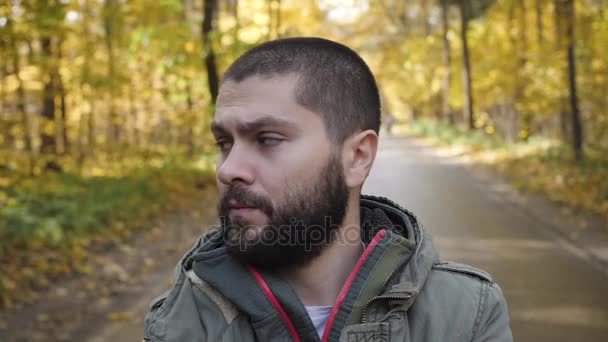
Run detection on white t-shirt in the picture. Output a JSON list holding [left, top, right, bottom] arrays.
[[305, 305, 333, 338]]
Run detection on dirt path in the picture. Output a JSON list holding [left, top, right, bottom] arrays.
[[0, 188, 218, 342]]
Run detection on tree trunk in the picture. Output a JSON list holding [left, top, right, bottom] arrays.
[[267, 0, 273, 39], [186, 79, 195, 156], [40, 36, 57, 155], [88, 99, 96, 153], [517, 0, 530, 141], [564, 0, 583, 161], [440, 0, 453, 125], [536, 0, 544, 44], [127, 82, 137, 146], [82, 0, 95, 155], [0, 51, 6, 120], [459, 1, 474, 129], [422, 0, 432, 35], [276, 0, 282, 37], [56, 38, 69, 154], [104, 0, 119, 143], [10, 36, 31, 155], [202, 0, 219, 104], [554, 0, 570, 143], [233, 0, 240, 47]]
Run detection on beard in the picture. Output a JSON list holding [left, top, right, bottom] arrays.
[[218, 152, 349, 271]]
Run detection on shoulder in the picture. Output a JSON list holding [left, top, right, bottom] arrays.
[[426, 261, 504, 309], [417, 261, 497, 311], [143, 258, 241, 341], [431, 261, 493, 282], [419, 261, 512, 341]]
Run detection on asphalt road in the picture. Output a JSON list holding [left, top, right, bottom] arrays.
[[92, 134, 608, 341], [363, 135, 608, 341]]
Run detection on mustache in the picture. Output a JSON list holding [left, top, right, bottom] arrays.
[[219, 186, 274, 218]]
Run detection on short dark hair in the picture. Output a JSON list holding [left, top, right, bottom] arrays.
[[222, 37, 381, 144]]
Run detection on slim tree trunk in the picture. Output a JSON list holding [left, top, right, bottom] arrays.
[[77, 103, 87, 175], [0, 52, 6, 120], [40, 36, 57, 155], [82, 0, 95, 155], [56, 38, 69, 154], [536, 0, 544, 44], [441, 0, 453, 125], [459, 1, 475, 129], [10, 37, 31, 154], [186, 79, 195, 155], [202, 0, 219, 104], [564, 0, 583, 161], [267, 0, 273, 39], [10, 28, 35, 175], [127, 82, 137, 145], [233, 0, 240, 45], [554, 0, 570, 142], [517, 0, 531, 140], [88, 99, 96, 153], [422, 0, 432, 35], [104, 0, 119, 143], [276, 0, 282, 37]]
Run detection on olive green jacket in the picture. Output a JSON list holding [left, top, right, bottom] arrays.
[[144, 195, 512, 342]]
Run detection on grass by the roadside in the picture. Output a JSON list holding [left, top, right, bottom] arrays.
[[0, 159, 216, 310], [398, 119, 608, 219]]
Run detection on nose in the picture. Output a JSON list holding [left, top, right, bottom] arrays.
[[216, 144, 255, 186]]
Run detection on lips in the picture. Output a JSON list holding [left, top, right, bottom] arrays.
[[226, 200, 268, 226], [228, 199, 257, 210], [219, 187, 274, 220]]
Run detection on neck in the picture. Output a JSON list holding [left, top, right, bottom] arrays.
[[281, 196, 363, 307]]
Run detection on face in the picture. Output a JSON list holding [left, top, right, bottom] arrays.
[[212, 74, 350, 271]]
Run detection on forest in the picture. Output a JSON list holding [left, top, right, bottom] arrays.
[[0, 0, 606, 310]]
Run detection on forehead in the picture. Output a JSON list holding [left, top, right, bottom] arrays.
[[214, 74, 322, 131]]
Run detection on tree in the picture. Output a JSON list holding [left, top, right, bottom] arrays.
[[34, 0, 68, 171], [5, 14, 32, 158], [202, 0, 219, 104], [536, 0, 544, 45], [103, 0, 120, 143], [446, 0, 495, 129], [561, 0, 584, 161], [458, 1, 474, 129], [440, 0, 454, 124]]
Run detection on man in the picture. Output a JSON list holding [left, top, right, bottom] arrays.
[[144, 37, 512, 342]]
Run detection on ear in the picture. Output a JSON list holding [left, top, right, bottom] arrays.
[[342, 130, 379, 188]]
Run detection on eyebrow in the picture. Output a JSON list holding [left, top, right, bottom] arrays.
[[211, 115, 300, 137]]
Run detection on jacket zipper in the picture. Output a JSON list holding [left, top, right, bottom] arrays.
[[321, 230, 388, 342], [360, 293, 412, 323]]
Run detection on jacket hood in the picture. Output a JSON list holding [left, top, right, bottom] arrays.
[[359, 195, 440, 298]]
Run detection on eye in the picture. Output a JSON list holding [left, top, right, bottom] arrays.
[[257, 135, 283, 146], [215, 138, 233, 152]]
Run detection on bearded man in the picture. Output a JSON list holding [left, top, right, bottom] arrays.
[[143, 37, 512, 342]]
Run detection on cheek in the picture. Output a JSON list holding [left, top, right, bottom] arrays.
[[263, 145, 330, 195]]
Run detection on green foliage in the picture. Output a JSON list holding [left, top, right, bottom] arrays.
[[408, 119, 504, 149], [0, 163, 214, 247]]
